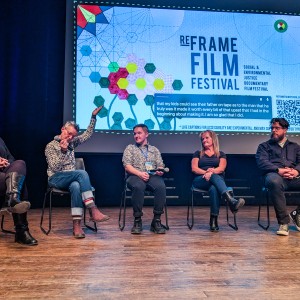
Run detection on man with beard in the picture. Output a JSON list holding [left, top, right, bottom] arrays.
[[256, 118, 300, 236]]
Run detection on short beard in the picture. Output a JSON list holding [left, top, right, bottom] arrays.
[[271, 132, 285, 142]]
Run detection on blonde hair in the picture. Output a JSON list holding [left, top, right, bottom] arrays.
[[199, 130, 220, 157]]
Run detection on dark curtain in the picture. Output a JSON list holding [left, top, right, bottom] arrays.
[[0, 0, 66, 207]]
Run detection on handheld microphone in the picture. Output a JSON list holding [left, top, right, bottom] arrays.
[[148, 167, 170, 174]]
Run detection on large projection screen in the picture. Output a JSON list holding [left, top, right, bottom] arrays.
[[64, 1, 300, 153]]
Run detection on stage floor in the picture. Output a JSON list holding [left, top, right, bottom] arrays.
[[1, 206, 300, 299]]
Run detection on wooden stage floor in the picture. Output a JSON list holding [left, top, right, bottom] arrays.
[[1, 206, 300, 299]]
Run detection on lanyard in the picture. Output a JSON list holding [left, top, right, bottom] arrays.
[[138, 145, 148, 160]]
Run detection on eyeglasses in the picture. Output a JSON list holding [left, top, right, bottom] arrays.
[[270, 126, 284, 131], [63, 127, 78, 138]]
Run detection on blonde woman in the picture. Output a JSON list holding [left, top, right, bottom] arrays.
[[191, 130, 245, 231]]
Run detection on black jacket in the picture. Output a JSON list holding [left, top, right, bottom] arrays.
[[256, 139, 300, 175]]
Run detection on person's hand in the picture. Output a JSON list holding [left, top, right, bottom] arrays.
[[281, 167, 299, 179], [59, 139, 69, 152], [155, 170, 164, 176], [0, 157, 10, 168], [139, 171, 150, 182], [92, 106, 103, 116], [203, 170, 213, 181], [293, 169, 300, 178]]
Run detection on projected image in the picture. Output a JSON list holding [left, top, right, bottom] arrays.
[[74, 3, 300, 133]]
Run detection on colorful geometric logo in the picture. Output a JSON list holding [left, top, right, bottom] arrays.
[[274, 20, 288, 33], [77, 5, 111, 36]]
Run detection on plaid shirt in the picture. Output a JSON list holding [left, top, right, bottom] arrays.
[[122, 143, 164, 172], [45, 116, 96, 177]]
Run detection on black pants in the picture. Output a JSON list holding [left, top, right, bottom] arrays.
[[0, 160, 28, 205], [126, 175, 166, 218], [264, 172, 300, 224]]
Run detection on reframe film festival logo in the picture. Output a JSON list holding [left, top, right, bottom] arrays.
[[274, 19, 288, 33]]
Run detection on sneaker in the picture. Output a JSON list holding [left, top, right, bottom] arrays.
[[150, 219, 166, 234], [131, 219, 142, 234], [289, 209, 300, 231], [276, 224, 289, 236]]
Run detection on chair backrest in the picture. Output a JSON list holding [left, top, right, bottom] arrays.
[[75, 158, 85, 170]]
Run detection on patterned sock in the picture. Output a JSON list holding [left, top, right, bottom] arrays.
[[83, 198, 95, 208], [72, 215, 82, 221]]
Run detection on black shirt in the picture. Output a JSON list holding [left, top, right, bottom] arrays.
[[192, 150, 226, 174]]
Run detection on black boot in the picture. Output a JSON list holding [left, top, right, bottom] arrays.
[[150, 218, 166, 234], [13, 213, 38, 246], [5, 172, 30, 214], [131, 217, 143, 234], [209, 215, 219, 232], [222, 190, 245, 213]]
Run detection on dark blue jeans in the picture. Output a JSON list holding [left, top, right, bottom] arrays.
[[192, 174, 231, 216], [126, 175, 166, 218], [48, 170, 94, 216], [264, 172, 300, 224]]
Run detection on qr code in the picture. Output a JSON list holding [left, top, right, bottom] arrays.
[[276, 100, 300, 125]]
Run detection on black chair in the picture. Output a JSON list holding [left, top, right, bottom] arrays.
[[1, 213, 15, 234], [258, 187, 300, 230], [40, 158, 97, 235], [118, 177, 178, 231], [0, 196, 15, 234], [187, 187, 239, 231]]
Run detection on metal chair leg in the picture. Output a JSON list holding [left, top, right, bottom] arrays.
[[1, 214, 15, 234], [187, 190, 194, 230], [83, 206, 97, 232], [118, 187, 127, 231], [40, 190, 52, 235], [258, 189, 270, 230], [84, 188, 97, 232], [226, 202, 238, 231], [162, 203, 169, 230]]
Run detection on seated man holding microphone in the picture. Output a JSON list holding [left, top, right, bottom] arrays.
[[122, 124, 167, 234]]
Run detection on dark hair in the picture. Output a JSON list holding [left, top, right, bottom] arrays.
[[133, 123, 149, 133], [270, 118, 289, 129]]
